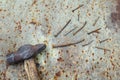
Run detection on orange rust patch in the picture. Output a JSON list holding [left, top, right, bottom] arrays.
[[55, 71, 61, 77], [30, 21, 37, 25], [57, 57, 64, 62], [32, 0, 37, 6], [0, 60, 4, 64], [54, 76, 58, 80], [85, 59, 88, 62], [14, 21, 22, 32], [29, 19, 40, 26], [0, 9, 2, 12], [74, 74, 78, 80], [18, 25, 22, 32], [0, 38, 3, 41]]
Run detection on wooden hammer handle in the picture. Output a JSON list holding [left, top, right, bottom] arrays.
[[24, 58, 40, 80]]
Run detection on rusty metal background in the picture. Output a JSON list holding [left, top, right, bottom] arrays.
[[0, 0, 120, 80]]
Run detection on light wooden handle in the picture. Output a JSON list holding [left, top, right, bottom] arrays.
[[24, 58, 40, 80]]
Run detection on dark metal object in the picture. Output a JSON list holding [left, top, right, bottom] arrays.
[[6, 44, 46, 64]]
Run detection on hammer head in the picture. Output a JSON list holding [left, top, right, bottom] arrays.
[[6, 44, 46, 65], [34, 44, 46, 53], [6, 53, 15, 65]]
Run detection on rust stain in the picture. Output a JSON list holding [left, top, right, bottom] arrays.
[[85, 59, 88, 62], [100, 71, 112, 79], [57, 57, 64, 62], [54, 76, 58, 80], [0, 9, 2, 12], [46, 24, 51, 35], [66, 50, 69, 53], [100, 57, 102, 60], [14, 21, 22, 33], [0, 60, 4, 64], [32, 0, 37, 6], [0, 9, 6, 12], [45, 18, 49, 22], [74, 74, 78, 80], [46, 53, 49, 59], [0, 38, 3, 41], [44, 17, 51, 35], [29, 19, 40, 26], [91, 53, 94, 56], [18, 25, 22, 32], [13, 43, 16, 48], [0, 71, 7, 80], [43, 40, 48, 45], [55, 71, 61, 77], [54, 71, 62, 80]]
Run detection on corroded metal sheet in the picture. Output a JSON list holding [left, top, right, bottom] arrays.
[[0, 0, 120, 80]]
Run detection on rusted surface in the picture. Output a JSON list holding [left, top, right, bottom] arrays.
[[0, 0, 120, 80]]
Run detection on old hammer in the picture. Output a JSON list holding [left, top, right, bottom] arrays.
[[6, 44, 46, 80]]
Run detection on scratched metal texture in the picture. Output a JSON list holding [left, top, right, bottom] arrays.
[[0, 0, 120, 80]]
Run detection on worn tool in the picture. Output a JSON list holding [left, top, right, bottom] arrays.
[[6, 44, 46, 80]]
